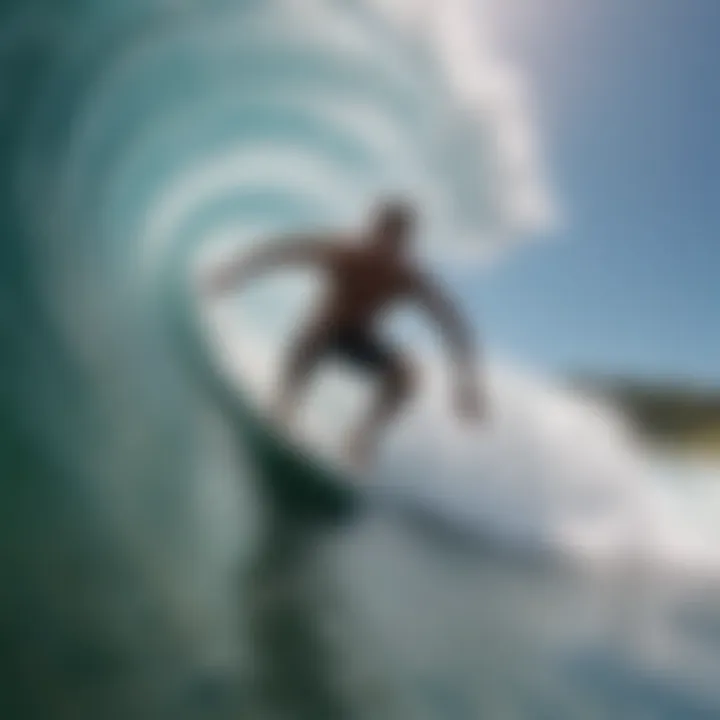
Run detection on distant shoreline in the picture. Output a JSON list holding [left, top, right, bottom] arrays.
[[566, 374, 720, 459]]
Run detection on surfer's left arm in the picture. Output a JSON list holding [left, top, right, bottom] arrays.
[[202, 234, 342, 296], [411, 273, 484, 422]]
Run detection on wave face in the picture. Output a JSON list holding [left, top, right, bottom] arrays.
[[0, 0, 556, 714], [0, 0, 552, 617]]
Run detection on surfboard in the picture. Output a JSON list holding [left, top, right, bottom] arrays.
[[164, 259, 362, 524]]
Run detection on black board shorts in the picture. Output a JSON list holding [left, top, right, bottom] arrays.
[[325, 327, 396, 373]]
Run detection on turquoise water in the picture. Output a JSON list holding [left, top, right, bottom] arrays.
[[2, 1, 720, 718], [4, 465, 720, 719]]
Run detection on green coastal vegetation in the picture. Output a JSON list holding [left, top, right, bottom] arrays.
[[567, 375, 720, 458]]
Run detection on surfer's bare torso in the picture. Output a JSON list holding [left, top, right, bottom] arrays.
[[313, 240, 416, 330]]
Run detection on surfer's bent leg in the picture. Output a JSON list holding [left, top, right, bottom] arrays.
[[340, 332, 417, 470], [274, 322, 328, 429]]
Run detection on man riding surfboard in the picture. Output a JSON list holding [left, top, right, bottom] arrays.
[[204, 200, 484, 471]]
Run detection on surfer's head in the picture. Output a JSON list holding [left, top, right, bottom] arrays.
[[370, 198, 416, 255]]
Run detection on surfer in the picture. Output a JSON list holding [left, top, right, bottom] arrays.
[[204, 200, 484, 470]]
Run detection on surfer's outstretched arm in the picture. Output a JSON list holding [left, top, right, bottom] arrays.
[[411, 274, 484, 421], [202, 235, 341, 296]]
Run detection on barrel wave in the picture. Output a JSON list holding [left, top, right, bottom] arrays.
[[3, 2, 720, 719]]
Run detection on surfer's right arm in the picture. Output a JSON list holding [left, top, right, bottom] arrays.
[[411, 273, 485, 423], [202, 236, 343, 296]]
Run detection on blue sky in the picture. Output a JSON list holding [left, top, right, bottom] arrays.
[[461, 0, 720, 383]]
